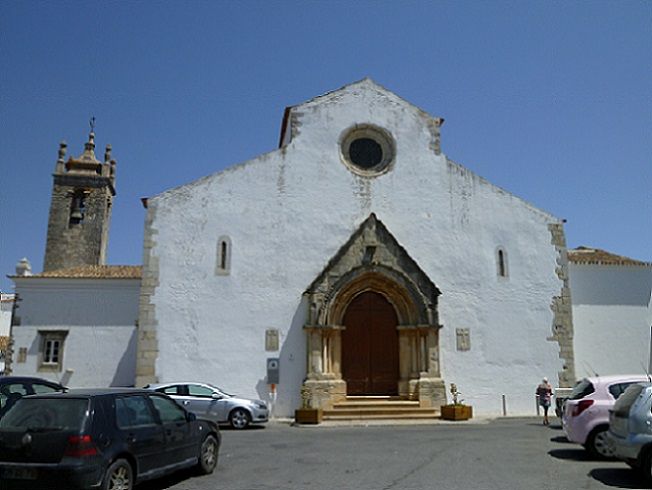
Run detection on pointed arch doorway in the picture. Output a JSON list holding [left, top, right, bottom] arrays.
[[342, 291, 399, 395]]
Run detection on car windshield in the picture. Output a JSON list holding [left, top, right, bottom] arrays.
[[569, 379, 595, 400], [0, 398, 89, 431]]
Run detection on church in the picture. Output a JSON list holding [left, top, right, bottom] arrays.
[[134, 79, 574, 417], [10, 79, 649, 419]]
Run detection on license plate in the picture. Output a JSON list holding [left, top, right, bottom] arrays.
[[3, 467, 38, 479]]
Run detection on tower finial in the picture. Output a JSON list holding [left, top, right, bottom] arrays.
[[90, 116, 96, 134]]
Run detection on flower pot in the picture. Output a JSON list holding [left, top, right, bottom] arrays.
[[441, 404, 473, 421], [295, 408, 323, 424]]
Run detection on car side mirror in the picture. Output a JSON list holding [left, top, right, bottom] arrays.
[[186, 411, 197, 422], [211, 393, 222, 400]]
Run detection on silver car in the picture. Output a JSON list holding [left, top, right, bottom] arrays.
[[146, 382, 268, 429], [608, 382, 652, 481]]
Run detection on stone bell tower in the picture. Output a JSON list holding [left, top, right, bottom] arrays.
[[43, 120, 116, 272]]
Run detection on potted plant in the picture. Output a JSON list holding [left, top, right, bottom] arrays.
[[294, 385, 323, 424], [441, 383, 473, 421]]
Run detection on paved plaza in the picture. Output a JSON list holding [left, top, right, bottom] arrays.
[[138, 417, 649, 490]]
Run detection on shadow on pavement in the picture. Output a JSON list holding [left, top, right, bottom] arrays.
[[549, 448, 595, 462], [550, 435, 572, 444], [220, 424, 266, 432], [589, 467, 648, 489], [136, 468, 198, 490]]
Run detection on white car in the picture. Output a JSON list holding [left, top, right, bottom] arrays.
[[146, 382, 268, 429]]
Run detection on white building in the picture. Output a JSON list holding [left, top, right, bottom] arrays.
[[135, 79, 575, 417], [9, 265, 140, 387], [0, 293, 15, 374], [568, 247, 652, 379]]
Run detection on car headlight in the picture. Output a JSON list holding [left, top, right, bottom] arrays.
[[256, 402, 267, 409]]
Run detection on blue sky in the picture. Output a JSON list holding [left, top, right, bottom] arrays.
[[1, 1, 650, 292]]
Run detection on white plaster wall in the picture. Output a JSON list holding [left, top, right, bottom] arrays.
[[10, 278, 140, 387], [147, 80, 564, 416], [570, 263, 652, 379], [0, 294, 14, 337]]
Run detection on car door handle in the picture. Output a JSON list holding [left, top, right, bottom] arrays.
[[182, 401, 190, 405]]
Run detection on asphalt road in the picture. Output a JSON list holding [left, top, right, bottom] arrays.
[[139, 417, 651, 490]]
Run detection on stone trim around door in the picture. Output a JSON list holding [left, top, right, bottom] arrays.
[[301, 214, 446, 410]]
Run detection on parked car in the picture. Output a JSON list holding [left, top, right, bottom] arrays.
[[554, 386, 574, 418], [0, 376, 66, 419], [0, 388, 220, 489], [562, 375, 649, 458], [145, 382, 268, 430], [608, 382, 652, 481]]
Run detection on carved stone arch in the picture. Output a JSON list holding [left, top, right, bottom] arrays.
[[324, 266, 430, 326], [301, 214, 446, 411]]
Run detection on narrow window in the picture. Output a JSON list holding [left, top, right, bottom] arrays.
[[496, 248, 509, 278], [216, 236, 231, 276], [220, 241, 227, 270]]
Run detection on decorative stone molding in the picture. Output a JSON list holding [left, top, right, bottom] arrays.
[[548, 223, 576, 388], [302, 213, 445, 408]]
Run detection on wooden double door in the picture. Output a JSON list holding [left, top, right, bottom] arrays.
[[341, 291, 399, 395]]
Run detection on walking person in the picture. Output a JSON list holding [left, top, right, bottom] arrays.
[[536, 377, 553, 425]]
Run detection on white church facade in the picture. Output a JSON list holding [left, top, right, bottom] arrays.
[[134, 79, 575, 416], [8, 80, 650, 419]]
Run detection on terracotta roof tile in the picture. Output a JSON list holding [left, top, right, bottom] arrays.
[[12, 265, 142, 279], [568, 247, 651, 267]]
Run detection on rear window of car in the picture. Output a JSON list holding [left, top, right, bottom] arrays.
[[0, 398, 89, 431], [156, 385, 182, 395], [32, 383, 61, 394], [609, 382, 639, 400], [569, 379, 595, 400], [613, 384, 646, 417]]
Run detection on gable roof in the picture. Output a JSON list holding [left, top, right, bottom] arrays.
[[568, 247, 651, 267], [10, 265, 142, 279], [279, 78, 443, 148]]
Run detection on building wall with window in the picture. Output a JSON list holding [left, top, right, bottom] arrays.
[[10, 268, 140, 387], [569, 247, 652, 379], [136, 79, 572, 417]]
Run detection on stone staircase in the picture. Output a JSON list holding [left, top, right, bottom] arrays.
[[323, 396, 440, 421]]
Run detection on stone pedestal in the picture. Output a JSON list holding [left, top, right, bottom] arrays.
[[302, 379, 346, 410], [417, 377, 447, 408]]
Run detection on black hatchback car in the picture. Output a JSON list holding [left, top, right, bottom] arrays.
[[0, 388, 220, 489]]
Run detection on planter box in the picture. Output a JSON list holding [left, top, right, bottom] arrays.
[[295, 408, 323, 424], [441, 404, 473, 421]]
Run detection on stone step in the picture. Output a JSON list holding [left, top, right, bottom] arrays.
[[332, 401, 420, 409], [323, 410, 440, 421], [327, 406, 438, 416]]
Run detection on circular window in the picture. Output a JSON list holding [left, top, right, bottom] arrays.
[[340, 125, 395, 176]]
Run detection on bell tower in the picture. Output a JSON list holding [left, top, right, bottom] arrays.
[[43, 120, 116, 272]]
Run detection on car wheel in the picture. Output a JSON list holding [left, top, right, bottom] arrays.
[[196, 434, 219, 474], [102, 458, 133, 490], [586, 428, 614, 459], [229, 408, 251, 430]]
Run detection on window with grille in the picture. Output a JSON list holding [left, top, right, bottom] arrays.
[[38, 331, 68, 372]]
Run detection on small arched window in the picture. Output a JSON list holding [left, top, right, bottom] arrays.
[[496, 247, 508, 278], [216, 236, 231, 275]]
